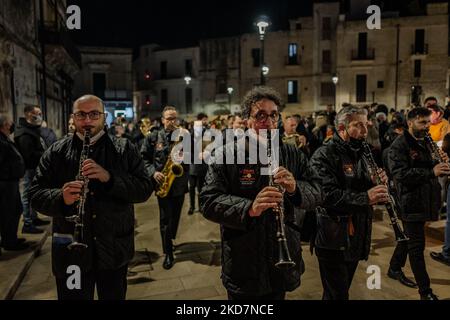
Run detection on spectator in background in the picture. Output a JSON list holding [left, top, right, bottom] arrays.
[[376, 111, 390, 150], [444, 102, 450, 121], [40, 120, 57, 147], [0, 114, 27, 252], [424, 96, 438, 108], [326, 104, 337, 127], [427, 104, 450, 142], [14, 105, 49, 234], [67, 118, 76, 136]]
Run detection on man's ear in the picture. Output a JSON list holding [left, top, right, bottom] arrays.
[[337, 123, 345, 132]]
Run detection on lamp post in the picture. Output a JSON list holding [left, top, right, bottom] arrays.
[[184, 76, 192, 85], [332, 74, 339, 110], [256, 15, 270, 86], [227, 86, 234, 112]]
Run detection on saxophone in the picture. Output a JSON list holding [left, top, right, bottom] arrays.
[[282, 133, 304, 148], [155, 127, 184, 198]]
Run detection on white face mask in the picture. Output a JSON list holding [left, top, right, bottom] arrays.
[[30, 115, 43, 126]]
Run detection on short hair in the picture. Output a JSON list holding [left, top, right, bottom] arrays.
[[24, 105, 39, 114], [427, 104, 444, 114], [73, 95, 104, 112], [407, 107, 431, 120], [0, 113, 9, 128], [197, 112, 208, 120], [241, 86, 282, 119], [161, 106, 176, 117], [424, 96, 438, 104], [335, 105, 368, 127]]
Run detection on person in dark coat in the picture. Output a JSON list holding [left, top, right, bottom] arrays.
[[387, 107, 448, 300], [309, 105, 389, 300], [14, 105, 49, 234], [30, 95, 153, 300], [141, 106, 189, 270], [0, 114, 27, 252], [200, 87, 322, 300], [188, 113, 209, 215], [40, 120, 58, 147]]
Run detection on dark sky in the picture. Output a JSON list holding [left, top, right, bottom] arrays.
[[66, 0, 441, 49]]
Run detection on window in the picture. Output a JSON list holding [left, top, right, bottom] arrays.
[[358, 32, 368, 59], [288, 43, 298, 65], [92, 73, 106, 98], [251, 48, 261, 67], [415, 29, 425, 54], [287, 80, 298, 103], [216, 75, 227, 94], [161, 89, 168, 106], [160, 61, 167, 79], [377, 81, 384, 89], [356, 74, 367, 103], [322, 50, 331, 73], [185, 59, 192, 76], [322, 17, 331, 40], [185, 88, 193, 113], [321, 82, 335, 97], [414, 60, 422, 78]]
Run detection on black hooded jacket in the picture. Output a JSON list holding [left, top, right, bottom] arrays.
[[387, 130, 441, 222], [200, 139, 322, 296], [14, 118, 46, 170], [30, 131, 153, 277], [309, 134, 374, 261]]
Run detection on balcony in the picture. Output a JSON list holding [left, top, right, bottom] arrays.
[[285, 55, 301, 66], [351, 48, 375, 61], [39, 25, 82, 68], [411, 44, 428, 56]]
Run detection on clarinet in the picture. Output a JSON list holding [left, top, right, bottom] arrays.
[[267, 130, 296, 268], [424, 132, 449, 164], [66, 129, 91, 250], [362, 142, 409, 242]]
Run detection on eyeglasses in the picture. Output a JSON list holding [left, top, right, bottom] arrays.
[[73, 111, 105, 120], [251, 111, 280, 123]]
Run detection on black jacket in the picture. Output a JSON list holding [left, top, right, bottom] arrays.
[[309, 134, 374, 261], [29, 131, 153, 277], [387, 130, 440, 222], [141, 128, 189, 197], [0, 132, 25, 181], [14, 118, 47, 170], [200, 139, 322, 296], [0, 132, 25, 220]]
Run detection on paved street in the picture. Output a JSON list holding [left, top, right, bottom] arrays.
[[12, 195, 450, 300]]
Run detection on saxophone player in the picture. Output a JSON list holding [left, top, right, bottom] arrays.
[[387, 107, 450, 300], [141, 106, 189, 270], [200, 87, 321, 300], [29, 95, 153, 300]]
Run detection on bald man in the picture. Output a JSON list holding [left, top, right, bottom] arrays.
[[30, 95, 153, 300]]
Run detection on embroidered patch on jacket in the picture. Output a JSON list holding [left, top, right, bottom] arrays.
[[239, 168, 256, 186], [342, 163, 355, 177], [409, 149, 419, 160]]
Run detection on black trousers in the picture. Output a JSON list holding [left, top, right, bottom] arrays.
[[55, 264, 128, 300], [157, 195, 184, 255], [227, 291, 286, 300], [189, 174, 205, 211], [0, 181, 22, 246], [316, 248, 359, 300], [392, 221, 431, 295]]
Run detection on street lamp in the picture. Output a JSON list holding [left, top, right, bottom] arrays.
[[255, 15, 270, 86], [227, 86, 234, 111], [184, 76, 192, 85], [332, 74, 339, 110]]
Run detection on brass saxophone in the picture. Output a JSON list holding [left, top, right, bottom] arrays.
[[66, 129, 91, 250], [282, 133, 304, 148], [155, 127, 185, 198]]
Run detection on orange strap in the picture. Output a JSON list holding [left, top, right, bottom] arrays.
[[348, 216, 355, 236]]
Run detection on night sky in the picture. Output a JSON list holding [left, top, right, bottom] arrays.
[[66, 0, 440, 49]]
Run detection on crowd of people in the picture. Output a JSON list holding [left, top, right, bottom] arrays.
[[1, 88, 450, 301]]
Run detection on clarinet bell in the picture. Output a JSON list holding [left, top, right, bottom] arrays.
[[275, 240, 296, 269]]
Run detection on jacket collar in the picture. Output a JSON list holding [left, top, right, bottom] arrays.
[[403, 129, 427, 150]]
